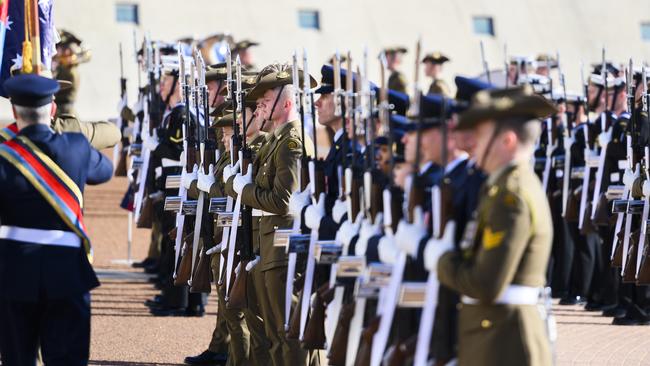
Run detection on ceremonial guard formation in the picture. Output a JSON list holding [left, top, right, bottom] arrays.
[[3, 2, 650, 366]]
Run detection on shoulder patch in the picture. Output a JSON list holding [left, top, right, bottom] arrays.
[[482, 227, 505, 250], [287, 139, 300, 150], [502, 192, 519, 208]]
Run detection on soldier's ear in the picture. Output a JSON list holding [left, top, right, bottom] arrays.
[[11, 106, 16, 119], [50, 103, 57, 118]]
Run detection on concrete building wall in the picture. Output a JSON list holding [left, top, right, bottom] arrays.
[[3, 0, 649, 121]]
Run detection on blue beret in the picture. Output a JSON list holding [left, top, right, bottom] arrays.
[[454, 76, 493, 104], [4, 74, 60, 107]]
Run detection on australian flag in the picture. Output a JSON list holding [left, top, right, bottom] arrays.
[[0, 0, 56, 97]]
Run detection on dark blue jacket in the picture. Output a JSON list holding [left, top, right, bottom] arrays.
[[0, 124, 112, 301]]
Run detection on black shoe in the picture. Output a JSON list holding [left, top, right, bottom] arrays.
[[144, 295, 163, 308], [144, 264, 160, 274], [585, 302, 614, 311], [150, 306, 188, 317], [603, 306, 627, 318], [184, 350, 227, 365], [186, 305, 205, 317], [132, 257, 156, 268], [612, 315, 650, 325], [559, 295, 587, 305]]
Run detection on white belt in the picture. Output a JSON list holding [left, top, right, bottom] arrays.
[[161, 158, 182, 168], [462, 285, 540, 305], [0, 225, 81, 248], [252, 209, 278, 217]]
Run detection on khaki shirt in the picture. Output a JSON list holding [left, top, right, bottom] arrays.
[[427, 78, 451, 97], [437, 161, 552, 366], [240, 120, 314, 271], [52, 115, 121, 150]]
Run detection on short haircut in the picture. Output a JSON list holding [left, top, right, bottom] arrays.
[[497, 117, 541, 146], [14, 104, 52, 125]]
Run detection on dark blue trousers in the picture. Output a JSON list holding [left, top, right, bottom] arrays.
[[0, 293, 91, 366]]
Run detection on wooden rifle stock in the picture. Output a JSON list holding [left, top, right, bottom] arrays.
[[190, 244, 212, 293], [327, 301, 356, 365], [623, 228, 641, 283], [390, 186, 404, 233], [350, 172, 362, 220], [174, 229, 195, 286], [386, 335, 417, 366], [611, 229, 624, 268], [228, 153, 254, 309], [302, 283, 335, 350], [354, 315, 380, 366], [636, 238, 650, 284]]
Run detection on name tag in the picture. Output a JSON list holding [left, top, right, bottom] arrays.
[[181, 200, 198, 215], [356, 262, 393, 299], [571, 167, 585, 179], [165, 175, 181, 189]]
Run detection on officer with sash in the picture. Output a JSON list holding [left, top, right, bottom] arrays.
[[0, 74, 113, 365]]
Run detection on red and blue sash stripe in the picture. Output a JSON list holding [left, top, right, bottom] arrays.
[[0, 134, 92, 260], [0, 123, 18, 142]]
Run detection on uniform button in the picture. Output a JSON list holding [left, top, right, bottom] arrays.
[[481, 319, 492, 329]]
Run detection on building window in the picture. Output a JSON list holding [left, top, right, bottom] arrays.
[[298, 10, 320, 30], [116, 3, 139, 25], [473, 16, 494, 36], [642, 23, 650, 41]]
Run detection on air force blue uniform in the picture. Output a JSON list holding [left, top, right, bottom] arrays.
[[0, 74, 113, 366]]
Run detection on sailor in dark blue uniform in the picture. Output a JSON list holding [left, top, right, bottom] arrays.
[[0, 74, 112, 365]]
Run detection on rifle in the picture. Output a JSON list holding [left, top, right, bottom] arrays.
[[622, 61, 643, 281], [370, 58, 425, 366], [612, 62, 638, 271], [559, 57, 574, 217], [172, 49, 196, 279], [636, 66, 650, 284], [227, 55, 255, 308], [590, 50, 613, 221], [114, 43, 130, 177], [285, 51, 306, 332], [541, 118, 555, 193], [224, 45, 245, 301], [480, 41, 491, 84], [412, 100, 453, 366]]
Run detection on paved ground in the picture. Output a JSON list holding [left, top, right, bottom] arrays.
[[85, 173, 650, 365]]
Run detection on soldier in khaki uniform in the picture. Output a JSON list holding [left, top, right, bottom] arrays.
[[426, 85, 557, 366], [422, 52, 451, 96], [52, 114, 121, 150], [384, 47, 408, 94], [53, 30, 91, 117], [227, 63, 315, 366]]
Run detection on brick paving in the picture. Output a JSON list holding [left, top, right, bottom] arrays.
[[85, 173, 650, 365]]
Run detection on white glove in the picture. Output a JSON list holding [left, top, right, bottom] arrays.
[[423, 221, 456, 273], [246, 256, 261, 271], [332, 198, 347, 224], [143, 129, 159, 151], [395, 206, 427, 258], [222, 160, 241, 183], [289, 188, 312, 218], [643, 180, 650, 197], [197, 164, 216, 193], [336, 212, 363, 249], [378, 234, 399, 264], [623, 165, 640, 191], [182, 164, 198, 190], [305, 193, 326, 230], [205, 242, 224, 255], [597, 128, 612, 148], [355, 213, 383, 256], [233, 163, 253, 195]]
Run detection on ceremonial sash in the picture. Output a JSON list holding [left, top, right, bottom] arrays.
[[0, 134, 92, 261], [0, 123, 18, 142]]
